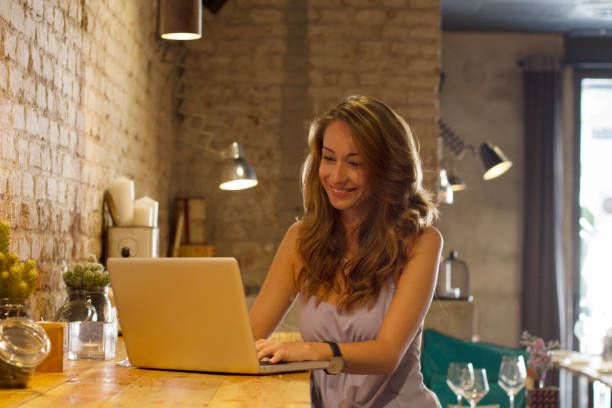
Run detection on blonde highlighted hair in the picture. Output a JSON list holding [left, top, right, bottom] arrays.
[[297, 95, 438, 311]]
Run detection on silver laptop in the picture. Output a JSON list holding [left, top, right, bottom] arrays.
[[107, 257, 329, 374]]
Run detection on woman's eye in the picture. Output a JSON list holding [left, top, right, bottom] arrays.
[[348, 161, 362, 167], [322, 155, 335, 162]]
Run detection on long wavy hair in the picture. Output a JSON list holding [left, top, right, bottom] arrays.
[[297, 95, 438, 311]]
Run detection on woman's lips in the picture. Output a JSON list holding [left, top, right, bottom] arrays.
[[330, 185, 355, 197]]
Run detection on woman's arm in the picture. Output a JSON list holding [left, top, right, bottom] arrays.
[[255, 226, 443, 374], [249, 222, 302, 340]]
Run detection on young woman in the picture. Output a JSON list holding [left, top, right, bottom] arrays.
[[249, 95, 442, 407]]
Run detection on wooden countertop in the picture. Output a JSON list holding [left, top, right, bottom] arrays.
[[1, 340, 310, 407], [553, 353, 612, 388]]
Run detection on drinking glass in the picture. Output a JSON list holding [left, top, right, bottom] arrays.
[[446, 362, 474, 407], [461, 368, 489, 408], [498, 355, 527, 408]]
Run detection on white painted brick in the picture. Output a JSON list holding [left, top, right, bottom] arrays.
[[36, 83, 46, 109], [30, 46, 41, 76], [43, 2, 54, 25], [47, 32, 58, 56], [32, 0, 43, 18], [62, 154, 72, 178], [26, 107, 38, 135], [8, 170, 21, 196], [22, 172, 34, 198], [23, 14, 35, 41], [8, 67, 23, 97], [17, 236, 30, 260], [40, 147, 50, 172], [47, 88, 55, 113], [54, 7, 64, 34], [24, 75, 36, 103], [3, 31, 16, 59], [30, 234, 42, 260], [16, 38, 30, 68], [0, 63, 7, 91], [36, 24, 47, 51], [51, 149, 62, 175], [10, 1, 25, 33], [34, 175, 46, 199], [47, 177, 57, 201], [28, 141, 41, 167], [1, 134, 16, 163], [37, 115, 48, 138], [0, 167, 7, 195], [58, 125, 68, 147], [0, 1, 11, 22], [12, 104, 25, 130], [57, 181, 66, 204]]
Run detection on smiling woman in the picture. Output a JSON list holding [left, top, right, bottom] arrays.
[[249, 96, 443, 408]]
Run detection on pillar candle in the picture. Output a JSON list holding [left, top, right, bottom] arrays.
[[133, 204, 153, 227], [134, 196, 159, 227], [109, 177, 134, 226]]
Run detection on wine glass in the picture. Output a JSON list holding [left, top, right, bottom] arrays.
[[498, 355, 527, 408], [446, 362, 474, 407], [461, 368, 489, 408]]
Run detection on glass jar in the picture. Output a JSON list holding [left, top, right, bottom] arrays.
[[55, 287, 114, 323], [0, 317, 51, 388]]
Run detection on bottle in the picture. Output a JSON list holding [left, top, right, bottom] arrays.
[[435, 250, 470, 299]]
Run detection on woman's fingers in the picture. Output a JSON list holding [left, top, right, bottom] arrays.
[[255, 339, 283, 362]]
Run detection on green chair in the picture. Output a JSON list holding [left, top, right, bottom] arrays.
[[420, 329, 529, 408]]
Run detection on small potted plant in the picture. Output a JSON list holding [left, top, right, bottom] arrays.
[[0, 222, 39, 318], [58, 256, 112, 322], [520, 331, 560, 389]]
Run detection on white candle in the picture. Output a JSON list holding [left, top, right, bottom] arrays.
[[134, 196, 159, 227], [133, 204, 153, 227], [109, 177, 134, 226]]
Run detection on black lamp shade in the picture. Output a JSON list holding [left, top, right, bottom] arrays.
[[479, 142, 513, 180], [159, 0, 202, 41]]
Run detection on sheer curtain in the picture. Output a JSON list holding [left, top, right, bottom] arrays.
[[520, 56, 566, 345]]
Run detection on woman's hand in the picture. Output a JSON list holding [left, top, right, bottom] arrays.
[[255, 339, 317, 364]]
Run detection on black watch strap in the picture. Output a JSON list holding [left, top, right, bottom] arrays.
[[324, 341, 342, 357]]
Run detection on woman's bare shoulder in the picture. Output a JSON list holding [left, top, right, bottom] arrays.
[[420, 226, 443, 246]]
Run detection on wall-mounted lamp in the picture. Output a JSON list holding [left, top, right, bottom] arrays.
[[438, 119, 513, 191], [180, 126, 259, 191], [219, 142, 258, 191], [159, 0, 202, 41]]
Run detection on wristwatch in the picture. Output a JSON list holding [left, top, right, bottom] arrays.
[[324, 341, 345, 374]]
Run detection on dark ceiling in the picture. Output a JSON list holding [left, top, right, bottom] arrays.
[[442, 0, 612, 35]]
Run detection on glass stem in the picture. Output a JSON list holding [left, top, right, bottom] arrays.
[[457, 395, 462, 406], [508, 393, 514, 408], [469, 400, 476, 408]]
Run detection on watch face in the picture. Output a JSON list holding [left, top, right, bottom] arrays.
[[327, 356, 344, 374]]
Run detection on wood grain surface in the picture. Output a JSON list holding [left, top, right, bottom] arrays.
[[0, 340, 310, 407]]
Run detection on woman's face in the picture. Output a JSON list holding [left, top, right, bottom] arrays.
[[318, 120, 371, 220]]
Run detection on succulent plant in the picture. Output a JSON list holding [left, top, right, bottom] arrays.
[[63, 255, 110, 289], [0, 221, 39, 304]]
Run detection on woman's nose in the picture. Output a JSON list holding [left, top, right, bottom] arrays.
[[330, 162, 347, 182]]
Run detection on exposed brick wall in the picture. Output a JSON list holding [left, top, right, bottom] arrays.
[[173, 0, 441, 288], [0, 0, 176, 318]]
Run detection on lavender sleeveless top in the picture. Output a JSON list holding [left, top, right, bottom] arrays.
[[298, 284, 441, 408]]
